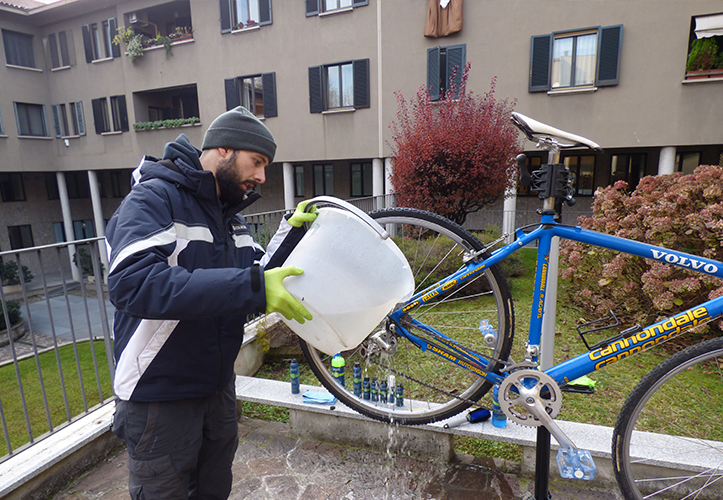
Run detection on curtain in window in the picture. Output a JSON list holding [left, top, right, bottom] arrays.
[[424, 0, 462, 38]]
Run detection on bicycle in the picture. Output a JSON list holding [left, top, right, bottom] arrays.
[[295, 112, 723, 500]]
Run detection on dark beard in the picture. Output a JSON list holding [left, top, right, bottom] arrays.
[[215, 151, 249, 207]]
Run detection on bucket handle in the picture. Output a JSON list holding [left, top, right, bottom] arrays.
[[306, 196, 389, 240]]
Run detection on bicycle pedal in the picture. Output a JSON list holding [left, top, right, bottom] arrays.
[[556, 448, 596, 480], [561, 384, 595, 394]]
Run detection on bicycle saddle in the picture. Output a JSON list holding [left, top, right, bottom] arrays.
[[511, 112, 602, 152]]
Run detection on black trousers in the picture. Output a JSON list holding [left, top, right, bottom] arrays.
[[111, 380, 239, 500]]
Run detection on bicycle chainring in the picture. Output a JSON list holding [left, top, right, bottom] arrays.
[[498, 369, 563, 427]]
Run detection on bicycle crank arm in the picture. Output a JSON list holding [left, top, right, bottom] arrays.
[[523, 397, 576, 450]]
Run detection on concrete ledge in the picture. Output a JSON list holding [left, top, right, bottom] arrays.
[[235, 375, 718, 488], [0, 402, 118, 500]]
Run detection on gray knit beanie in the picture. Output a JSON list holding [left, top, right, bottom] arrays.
[[201, 106, 276, 163]]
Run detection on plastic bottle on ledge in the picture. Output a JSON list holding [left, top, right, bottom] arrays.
[[363, 376, 371, 400], [290, 359, 300, 394], [492, 384, 507, 428], [371, 378, 379, 402], [388, 375, 395, 405], [331, 354, 345, 388], [556, 448, 596, 480], [379, 379, 388, 403], [352, 362, 362, 397], [395, 383, 404, 407]]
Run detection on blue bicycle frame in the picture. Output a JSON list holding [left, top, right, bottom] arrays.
[[388, 212, 723, 387]]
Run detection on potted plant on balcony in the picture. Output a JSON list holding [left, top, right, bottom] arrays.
[[113, 26, 145, 63], [685, 37, 723, 79]]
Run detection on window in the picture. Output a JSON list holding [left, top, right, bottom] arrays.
[[73, 219, 95, 240], [676, 152, 701, 175], [294, 165, 305, 197], [220, 0, 272, 32], [46, 172, 91, 199], [48, 31, 72, 69], [308, 59, 370, 113], [52, 102, 86, 137], [2, 29, 35, 68], [685, 14, 723, 80], [305, 0, 367, 16], [563, 155, 596, 196], [82, 19, 120, 62], [0, 173, 25, 202], [14, 102, 49, 137], [427, 44, 466, 100], [133, 84, 199, 122], [108, 171, 131, 198], [313, 164, 334, 195], [8, 225, 33, 250], [350, 162, 372, 197], [224, 73, 277, 117], [530, 25, 623, 92], [91, 96, 129, 134], [610, 153, 646, 190]]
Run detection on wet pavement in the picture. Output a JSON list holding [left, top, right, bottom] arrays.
[[52, 417, 623, 500]]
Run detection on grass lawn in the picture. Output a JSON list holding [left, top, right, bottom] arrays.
[[0, 340, 114, 455]]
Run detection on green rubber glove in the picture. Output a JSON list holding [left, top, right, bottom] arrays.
[[287, 200, 319, 228], [264, 266, 312, 324]]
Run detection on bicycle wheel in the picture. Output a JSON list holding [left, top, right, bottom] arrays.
[[612, 336, 723, 500], [299, 207, 514, 425]]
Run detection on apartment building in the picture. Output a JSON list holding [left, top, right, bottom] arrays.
[[1, 0, 722, 276]]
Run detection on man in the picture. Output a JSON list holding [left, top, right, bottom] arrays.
[[106, 106, 314, 499]]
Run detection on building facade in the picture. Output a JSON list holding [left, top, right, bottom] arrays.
[[1, 0, 722, 275]]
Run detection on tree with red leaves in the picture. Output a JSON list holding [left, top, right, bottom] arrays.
[[389, 65, 521, 225]]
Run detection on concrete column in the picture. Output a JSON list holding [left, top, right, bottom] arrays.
[[283, 162, 295, 210], [658, 147, 676, 176], [384, 158, 394, 207], [372, 158, 384, 210], [87, 170, 109, 280], [57, 172, 80, 282]]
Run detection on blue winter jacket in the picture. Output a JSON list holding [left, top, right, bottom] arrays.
[[106, 134, 301, 402]]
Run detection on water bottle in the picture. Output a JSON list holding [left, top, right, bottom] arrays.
[[371, 378, 379, 402], [388, 375, 395, 405], [379, 380, 388, 403], [352, 362, 362, 397], [492, 384, 507, 428], [556, 448, 596, 480], [443, 408, 491, 429], [395, 383, 404, 407], [363, 376, 371, 400], [479, 319, 498, 347], [331, 354, 345, 388], [290, 359, 300, 394]]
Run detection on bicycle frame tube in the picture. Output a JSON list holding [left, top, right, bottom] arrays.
[[389, 215, 723, 387]]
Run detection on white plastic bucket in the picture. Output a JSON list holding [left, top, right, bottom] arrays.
[[281, 199, 414, 356]]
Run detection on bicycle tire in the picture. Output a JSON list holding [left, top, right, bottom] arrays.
[[612, 336, 723, 500], [299, 207, 515, 425]]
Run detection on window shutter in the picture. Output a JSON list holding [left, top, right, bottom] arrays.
[[352, 0, 369, 6], [82, 25, 93, 63], [353, 59, 370, 109], [91, 98, 104, 134], [426, 47, 441, 101], [109, 18, 121, 58], [308, 65, 324, 113], [117, 95, 129, 132], [75, 101, 86, 136], [446, 44, 466, 98], [259, 0, 273, 26], [262, 72, 277, 117], [529, 34, 552, 92], [59, 31, 71, 66], [51, 104, 62, 137], [596, 24, 623, 87], [224, 78, 241, 110], [48, 33, 60, 68], [306, 0, 319, 17], [219, 0, 233, 33]]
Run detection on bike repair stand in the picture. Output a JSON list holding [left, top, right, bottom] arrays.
[[533, 427, 552, 500]]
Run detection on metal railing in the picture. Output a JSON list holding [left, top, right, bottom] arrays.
[[0, 238, 114, 462]]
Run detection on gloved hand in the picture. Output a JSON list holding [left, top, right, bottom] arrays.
[[287, 200, 319, 228], [264, 266, 312, 323]]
